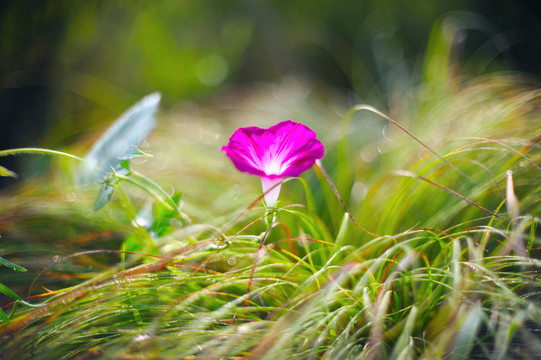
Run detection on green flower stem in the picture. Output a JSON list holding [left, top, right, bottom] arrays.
[[0, 309, 8, 323], [114, 183, 138, 270], [0, 147, 190, 223], [264, 208, 279, 230], [115, 173, 190, 224], [115, 183, 138, 221], [130, 170, 190, 223], [0, 148, 85, 162], [115, 174, 170, 210]]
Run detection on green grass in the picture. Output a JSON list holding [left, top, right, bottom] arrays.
[[0, 73, 540, 359]]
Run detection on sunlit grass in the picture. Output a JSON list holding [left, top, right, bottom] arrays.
[[1, 73, 540, 359]]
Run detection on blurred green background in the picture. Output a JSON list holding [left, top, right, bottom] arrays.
[[1, 0, 540, 188]]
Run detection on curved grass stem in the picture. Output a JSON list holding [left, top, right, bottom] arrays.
[[315, 159, 380, 237], [350, 105, 476, 183], [117, 171, 190, 224], [0, 148, 85, 162]]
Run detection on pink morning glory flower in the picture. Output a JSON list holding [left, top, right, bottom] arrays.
[[222, 120, 324, 207]]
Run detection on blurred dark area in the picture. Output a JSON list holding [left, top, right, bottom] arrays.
[[1, 0, 540, 189]]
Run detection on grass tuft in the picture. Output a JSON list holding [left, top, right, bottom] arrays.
[[1, 74, 540, 359]]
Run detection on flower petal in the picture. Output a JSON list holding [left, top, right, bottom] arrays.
[[261, 177, 282, 208], [222, 120, 324, 178]]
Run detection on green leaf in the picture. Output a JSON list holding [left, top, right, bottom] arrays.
[[93, 183, 115, 211], [171, 192, 182, 206], [0, 256, 27, 271], [124, 233, 158, 256], [0, 283, 22, 301], [118, 159, 131, 172], [450, 305, 483, 360], [0, 309, 8, 323], [0, 165, 17, 178], [117, 146, 151, 160], [152, 192, 183, 237], [80, 92, 161, 183], [423, 18, 453, 92]]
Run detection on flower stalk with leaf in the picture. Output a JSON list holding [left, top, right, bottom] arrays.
[[221, 120, 324, 208]]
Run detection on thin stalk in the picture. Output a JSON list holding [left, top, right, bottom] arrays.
[[352, 105, 475, 183], [114, 183, 138, 270], [245, 223, 276, 306], [315, 160, 380, 237], [0, 148, 84, 162], [115, 174, 174, 214], [130, 170, 190, 223]]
